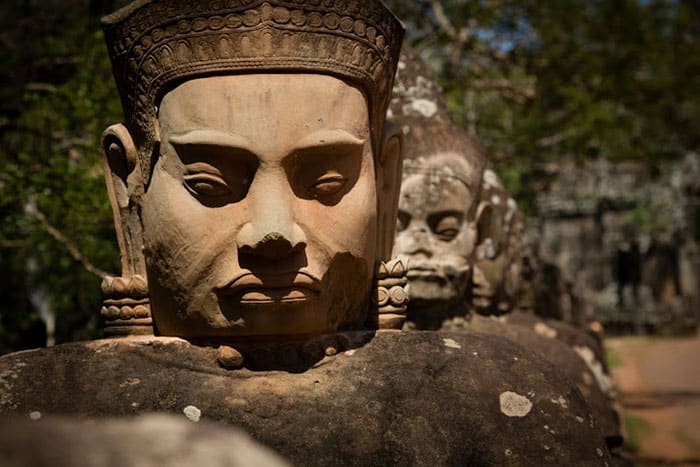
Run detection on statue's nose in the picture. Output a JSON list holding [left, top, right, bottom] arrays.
[[237, 227, 307, 260], [236, 168, 307, 260], [397, 224, 433, 258]]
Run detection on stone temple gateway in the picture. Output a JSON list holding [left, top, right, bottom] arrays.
[[536, 154, 700, 334]]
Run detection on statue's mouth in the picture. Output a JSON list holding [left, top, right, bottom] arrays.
[[216, 272, 322, 305], [407, 268, 444, 281], [406, 261, 470, 283]]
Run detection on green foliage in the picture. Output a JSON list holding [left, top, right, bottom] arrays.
[[387, 0, 700, 207], [623, 413, 650, 453], [0, 1, 122, 353]]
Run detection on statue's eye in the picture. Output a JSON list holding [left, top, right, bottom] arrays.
[[433, 215, 462, 241], [184, 173, 232, 198], [310, 171, 347, 197]]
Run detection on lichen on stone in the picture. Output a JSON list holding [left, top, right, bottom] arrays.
[[442, 338, 461, 349], [183, 405, 201, 422], [499, 391, 533, 417]]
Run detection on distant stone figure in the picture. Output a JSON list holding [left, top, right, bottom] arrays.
[[0, 2, 611, 465], [474, 178, 513, 302], [392, 48, 625, 461]]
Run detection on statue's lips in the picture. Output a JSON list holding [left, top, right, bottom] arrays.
[[407, 263, 470, 282], [407, 267, 441, 280], [217, 272, 321, 305]]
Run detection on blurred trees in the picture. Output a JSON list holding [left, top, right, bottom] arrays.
[[0, 0, 122, 352], [0, 0, 698, 353], [387, 0, 700, 206]]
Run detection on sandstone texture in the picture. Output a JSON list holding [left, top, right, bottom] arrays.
[[0, 332, 611, 466], [467, 314, 622, 452]]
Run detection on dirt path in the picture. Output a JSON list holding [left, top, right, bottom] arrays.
[[607, 337, 700, 466]]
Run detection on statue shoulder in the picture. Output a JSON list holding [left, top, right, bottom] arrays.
[[348, 331, 611, 465], [467, 315, 623, 452], [0, 334, 611, 465]]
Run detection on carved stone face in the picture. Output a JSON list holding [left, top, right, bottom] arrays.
[[472, 169, 509, 313], [395, 154, 478, 315], [503, 207, 525, 304], [140, 74, 383, 338]]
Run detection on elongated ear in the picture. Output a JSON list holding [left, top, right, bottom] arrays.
[[376, 120, 404, 261], [101, 124, 146, 278]]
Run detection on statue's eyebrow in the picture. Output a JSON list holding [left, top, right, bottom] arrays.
[[291, 129, 365, 153], [168, 130, 253, 151]]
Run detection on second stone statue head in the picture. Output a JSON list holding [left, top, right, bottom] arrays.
[[389, 49, 485, 328], [99, 0, 405, 339]]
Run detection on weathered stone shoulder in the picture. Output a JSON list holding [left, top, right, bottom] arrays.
[[0, 332, 611, 466], [504, 311, 614, 396], [468, 315, 623, 452]]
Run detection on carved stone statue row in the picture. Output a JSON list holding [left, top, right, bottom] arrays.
[[391, 47, 625, 462], [0, 1, 622, 465]]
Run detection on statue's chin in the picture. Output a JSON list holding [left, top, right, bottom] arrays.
[[405, 279, 467, 330], [408, 277, 462, 304]]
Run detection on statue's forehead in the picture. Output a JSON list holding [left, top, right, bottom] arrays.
[[401, 172, 472, 213], [158, 73, 369, 130], [403, 152, 477, 192]]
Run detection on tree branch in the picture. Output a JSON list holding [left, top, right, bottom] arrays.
[[470, 79, 536, 103], [431, 0, 459, 40], [536, 127, 583, 148], [431, 0, 472, 78], [24, 201, 110, 279]]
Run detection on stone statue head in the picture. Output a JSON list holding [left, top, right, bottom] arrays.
[[395, 121, 485, 328], [471, 170, 516, 314], [390, 49, 485, 328], [99, 0, 405, 340]]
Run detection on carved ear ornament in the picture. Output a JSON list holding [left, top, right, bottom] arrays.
[[100, 275, 153, 336], [371, 258, 409, 330]]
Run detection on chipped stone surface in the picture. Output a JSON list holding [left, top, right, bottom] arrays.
[[499, 391, 533, 418], [0, 333, 612, 465]]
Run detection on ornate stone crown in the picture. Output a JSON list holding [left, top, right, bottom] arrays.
[[102, 0, 404, 180]]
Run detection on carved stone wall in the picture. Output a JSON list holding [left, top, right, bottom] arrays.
[[534, 153, 700, 334]]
